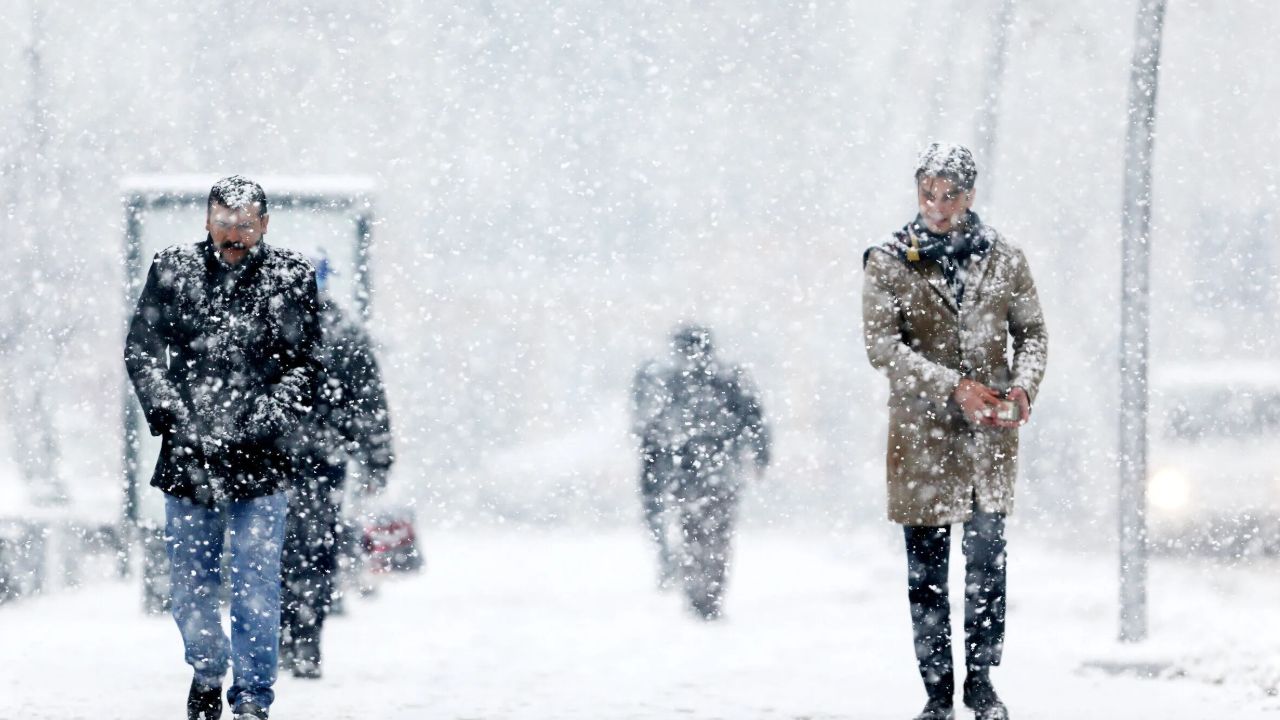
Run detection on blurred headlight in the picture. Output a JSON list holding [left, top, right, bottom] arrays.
[[1149, 466, 1192, 514]]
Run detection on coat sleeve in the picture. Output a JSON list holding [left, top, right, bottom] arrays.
[[237, 267, 323, 442], [124, 255, 190, 437], [1007, 247, 1048, 404], [729, 368, 770, 469], [631, 362, 666, 443], [861, 250, 962, 405], [332, 323, 395, 473]]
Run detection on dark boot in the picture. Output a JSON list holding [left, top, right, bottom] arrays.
[[291, 628, 323, 679], [690, 594, 723, 621], [963, 668, 1008, 720], [913, 697, 954, 720], [186, 679, 222, 720], [232, 702, 268, 720], [914, 670, 954, 720]]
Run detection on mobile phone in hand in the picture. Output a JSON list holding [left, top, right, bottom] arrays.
[[995, 399, 1020, 422]]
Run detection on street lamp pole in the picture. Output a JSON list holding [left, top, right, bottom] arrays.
[[1119, 0, 1168, 643]]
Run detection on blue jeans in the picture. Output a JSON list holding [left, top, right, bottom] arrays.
[[165, 492, 288, 711]]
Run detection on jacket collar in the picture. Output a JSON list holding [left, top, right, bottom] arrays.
[[904, 234, 1000, 315]]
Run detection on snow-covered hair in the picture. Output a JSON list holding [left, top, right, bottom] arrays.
[[208, 175, 268, 217], [914, 142, 977, 191]]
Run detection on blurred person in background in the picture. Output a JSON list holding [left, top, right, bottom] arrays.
[[630, 324, 770, 620], [861, 143, 1047, 720], [125, 176, 320, 720], [280, 253, 395, 679]]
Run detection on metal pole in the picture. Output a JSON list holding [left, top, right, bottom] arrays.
[[119, 195, 144, 578], [1119, 0, 1167, 643], [973, 0, 1015, 192]]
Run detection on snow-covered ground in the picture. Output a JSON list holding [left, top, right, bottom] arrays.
[[1, 527, 1277, 719]]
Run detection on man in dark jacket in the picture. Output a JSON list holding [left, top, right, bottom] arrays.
[[125, 176, 321, 720], [280, 257, 394, 680], [631, 324, 771, 619], [862, 144, 1047, 720]]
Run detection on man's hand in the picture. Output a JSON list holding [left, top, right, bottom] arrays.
[[995, 387, 1031, 429], [953, 378, 1002, 426]]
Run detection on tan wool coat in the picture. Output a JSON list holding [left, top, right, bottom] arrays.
[[862, 231, 1048, 526]]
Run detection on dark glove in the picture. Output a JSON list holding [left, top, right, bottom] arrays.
[[170, 417, 227, 506], [239, 395, 285, 442]]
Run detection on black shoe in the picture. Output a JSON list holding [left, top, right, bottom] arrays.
[[964, 669, 1009, 720], [186, 680, 222, 720], [690, 597, 723, 621], [233, 702, 268, 720], [292, 649, 322, 679], [291, 631, 323, 679], [913, 697, 955, 720]]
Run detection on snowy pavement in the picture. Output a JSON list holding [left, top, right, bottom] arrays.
[[1, 527, 1277, 719]]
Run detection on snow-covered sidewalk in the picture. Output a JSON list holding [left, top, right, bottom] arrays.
[[1, 527, 1276, 719]]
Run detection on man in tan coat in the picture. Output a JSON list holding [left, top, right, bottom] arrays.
[[862, 143, 1048, 720]]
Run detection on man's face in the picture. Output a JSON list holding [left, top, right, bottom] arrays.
[[206, 202, 269, 266], [916, 175, 974, 234], [672, 334, 711, 369]]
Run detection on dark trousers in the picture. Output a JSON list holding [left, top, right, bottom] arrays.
[[903, 508, 1006, 697], [281, 465, 345, 654], [676, 479, 739, 618], [640, 450, 675, 574]]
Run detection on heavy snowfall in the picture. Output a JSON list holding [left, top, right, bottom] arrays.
[[1, 1, 1279, 718]]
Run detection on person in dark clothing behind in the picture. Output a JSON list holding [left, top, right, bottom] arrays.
[[125, 176, 321, 720], [631, 324, 771, 620], [280, 255, 394, 680], [631, 358, 679, 588], [862, 143, 1048, 720]]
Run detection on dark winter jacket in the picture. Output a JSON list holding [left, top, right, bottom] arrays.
[[125, 239, 321, 505], [289, 297, 395, 486], [632, 358, 771, 478]]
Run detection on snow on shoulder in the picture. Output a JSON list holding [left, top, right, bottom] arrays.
[[262, 243, 318, 284]]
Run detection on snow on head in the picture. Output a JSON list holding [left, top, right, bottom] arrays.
[[208, 175, 269, 215], [915, 141, 977, 190]]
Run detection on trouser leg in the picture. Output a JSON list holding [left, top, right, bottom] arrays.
[[282, 482, 336, 628], [904, 524, 954, 700], [165, 495, 229, 687], [962, 509, 1007, 670], [282, 476, 342, 667], [640, 452, 674, 575], [680, 479, 738, 618], [225, 493, 287, 711]]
